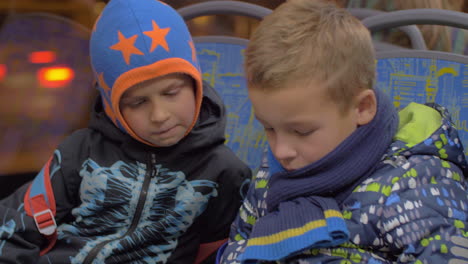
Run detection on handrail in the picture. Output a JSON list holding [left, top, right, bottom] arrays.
[[178, 0, 271, 21]]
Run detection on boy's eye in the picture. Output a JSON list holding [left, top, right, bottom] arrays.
[[164, 87, 181, 96], [294, 130, 313, 136], [125, 99, 146, 108]]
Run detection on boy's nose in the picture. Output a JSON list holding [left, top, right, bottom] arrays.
[[150, 106, 170, 123], [271, 140, 297, 164]]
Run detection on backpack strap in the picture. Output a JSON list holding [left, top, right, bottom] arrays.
[[24, 156, 57, 256]]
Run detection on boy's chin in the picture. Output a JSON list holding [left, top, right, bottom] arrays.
[[150, 132, 190, 147], [150, 138, 182, 147]]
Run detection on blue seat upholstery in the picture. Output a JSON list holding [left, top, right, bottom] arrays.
[[179, 3, 271, 262], [178, 1, 272, 173], [376, 50, 468, 158], [368, 8, 468, 158], [194, 36, 267, 173]]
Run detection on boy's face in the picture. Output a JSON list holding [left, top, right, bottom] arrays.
[[249, 80, 360, 171], [120, 73, 196, 147]]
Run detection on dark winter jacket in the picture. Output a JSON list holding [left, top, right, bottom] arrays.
[[0, 81, 251, 264]]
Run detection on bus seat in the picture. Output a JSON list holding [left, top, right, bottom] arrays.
[[179, 1, 271, 175], [178, 2, 271, 263], [372, 9, 468, 159]]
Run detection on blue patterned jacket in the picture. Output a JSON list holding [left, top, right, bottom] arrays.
[[221, 103, 468, 264]]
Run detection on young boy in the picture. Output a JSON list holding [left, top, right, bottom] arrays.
[[0, 0, 251, 263], [219, 0, 468, 263]]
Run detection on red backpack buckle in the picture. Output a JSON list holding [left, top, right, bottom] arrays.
[[33, 209, 57, 236]]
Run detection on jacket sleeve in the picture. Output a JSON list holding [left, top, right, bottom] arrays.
[[197, 158, 252, 244], [0, 183, 45, 263], [165, 159, 251, 264], [338, 156, 468, 264], [0, 133, 85, 263], [218, 167, 269, 264], [380, 157, 468, 263]]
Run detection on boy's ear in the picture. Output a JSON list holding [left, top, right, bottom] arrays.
[[355, 89, 377, 126]]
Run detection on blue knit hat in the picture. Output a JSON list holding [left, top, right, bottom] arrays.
[[90, 0, 202, 146]]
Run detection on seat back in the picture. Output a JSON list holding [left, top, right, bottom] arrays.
[[179, 1, 272, 173], [362, 8, 468, 53], [377, 50, 468, 156], [347, 7, 426, 51], [373, 9, 468, 158], [179, 2, 271, 263], [194, 36, 267, 173]]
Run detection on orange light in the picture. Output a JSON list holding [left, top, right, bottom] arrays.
[[37, 66, 75, 88], [29, 51, 56, 64], [0, 64, 6, 81]]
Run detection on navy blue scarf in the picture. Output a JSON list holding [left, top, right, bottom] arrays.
[[240, 89, 399, 263]]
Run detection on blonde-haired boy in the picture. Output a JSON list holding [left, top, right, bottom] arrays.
[[219, 0, 468, 263], [0, 0, 251, 262]]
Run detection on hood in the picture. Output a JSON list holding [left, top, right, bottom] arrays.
[[90, 0, 202, 146], [89, 81, 226, 157], [389, 102, 468, 174]]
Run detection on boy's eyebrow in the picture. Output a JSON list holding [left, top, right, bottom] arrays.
[[120, 93, 144, 101], [163, 81, 183, 91], [161, 78, 190, 92], [255, 114, 319, 128], [121, 93, 137, 99], [285, 120, 318, 127]]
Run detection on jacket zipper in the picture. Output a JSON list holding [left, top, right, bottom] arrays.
[[82, 154, 158, 264]]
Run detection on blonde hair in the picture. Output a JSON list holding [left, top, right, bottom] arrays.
[[245, 0, 375, 111]]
